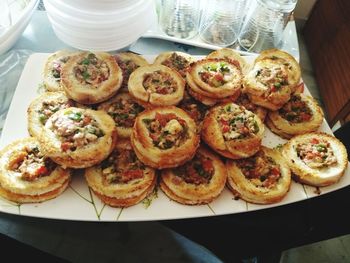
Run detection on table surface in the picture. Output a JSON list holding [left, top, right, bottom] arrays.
[[1, 10, 350, 263]]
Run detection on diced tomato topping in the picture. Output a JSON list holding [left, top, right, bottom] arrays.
[[155, 113, 177, 127], [270, 85, 277, 92], [61, 142, 72, 151], [270, 167, 280, 176], [306, 152, 315, 159], [222, 125, 230, 133], [83, 116, 92, 125], [220, 120, 229, 126], [157, 88, 168, 94], [202, 159, 214, 173], [122, 170, 143, 180], [214, 73, 224, 82], [311, 138, 319, 144], [300, 112, 312, 121], [150, 133, 158, 141], [36, 166, 48, 176]]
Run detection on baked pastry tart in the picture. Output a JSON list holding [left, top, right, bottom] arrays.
[[39, 107, 117, 169], [160, 146, 227, 205], [153, 51, 194, 78], [98, 92, 144, 138], [235, 92, 267, 122], [43, 50, 74, 92], [27, 92, 74, 138], [85, 139, 156, 208], [178, 91, 208, 127], [128, 65, 185, 108], [0, 138, 71, 203], [202, 102, 265, 159], [282, 132, 348, 187], [114, 52, 149, 91], [255, 49, 301, 92], [61, 51, 123, 104], [131, 106, 200, 169], [266, 94, 324, 139], [186, 58, 242, 99], [207, 48, 250, 74], [226, 146, 291, 204], [243, 59, 292, 110]]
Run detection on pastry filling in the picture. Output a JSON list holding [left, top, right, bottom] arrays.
[[255, 64, 289, 92], [174, 152, 214, 185], [51, 56, 70, 81], [296, 138, 337, 168], [236, 151, 281, 188], [279, 95, 313, 123], [199, 62, 235, 87], [37, 99, 73, 125], [114, 56, 140, 88], [143, 70, 177, 95], [161, 52, 191, 78], [100, 149, 145, 185], [236, 93, 259, 114], [48, 110, 104, 152], [8, 145, 56, 181], [179, 93, 208, 124], [142, 113, 189, 150], [217, 104, 260, 140], [105, 97, 144, 128], [74, 53, 110, 86]]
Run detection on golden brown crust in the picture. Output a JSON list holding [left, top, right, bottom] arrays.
[[27, 92, 73, 138], [226, 146, 291, 204], [61, 51, 123, 104], [0, 138, 71, 203], [43, 50, 75, 92], [84, 140, 156, 208], [160, 146, 227, 205], [201, 102, 264, 159], [128, 64, 185, 108], [39, 107, 117, 169], [266, 94, 324, 138], [282, 132, 348, 187], [130, 106, 200, 169]]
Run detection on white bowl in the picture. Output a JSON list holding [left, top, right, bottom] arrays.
[[59, 0, 140, 13]]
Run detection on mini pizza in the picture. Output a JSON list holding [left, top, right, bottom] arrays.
[[235, 92, 267, 122], [226, 146, 291, 204], [186, 58, 242, 99], [43, 50, 74, 92], [160, 146, 227, 205], [131, 106, 200, 169], [178, 91, 208, 127], [114, 52, 149, 91], [255, 49, 301, 92], [282, 132, 348, 187], [85, 139, 156, 208], [128, 65, 185, 108], [243, 59, 292, 110], [153, 51, 194, 78], [27, 92, 74, 138], [0, 138, 71, 203], [38, 107, 117, 169], [266, 94, 324, 139], [98, 92, 144, 138], [202, 102, 264, 159], [207, 48, 250, 74], [61, 51, 123, 104]]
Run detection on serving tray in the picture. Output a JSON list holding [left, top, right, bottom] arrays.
[[0, 53, 348, 222]]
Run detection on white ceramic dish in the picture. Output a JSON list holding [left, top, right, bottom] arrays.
[[0, 53, 348, 222]]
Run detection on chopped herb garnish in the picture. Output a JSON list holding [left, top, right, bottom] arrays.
[[82, 71, 90, 80], [142, 118, 152, 125], [68, 112, 82, 121]]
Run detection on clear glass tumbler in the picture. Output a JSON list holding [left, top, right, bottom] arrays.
[[158, 0, 200, 39], [198, 0, 248, 47], [238, 0, 298, 52]]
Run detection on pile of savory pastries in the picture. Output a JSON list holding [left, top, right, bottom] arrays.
[[0, 48, 348, 207]]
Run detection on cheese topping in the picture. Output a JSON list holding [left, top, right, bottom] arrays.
[[217, 104, 260, 140], [254, 62, 289, 92], [296, 138, 337, 168], [279, 94, 313, 123], [199, 62, 236, 87], [143, 70, 177, 95]]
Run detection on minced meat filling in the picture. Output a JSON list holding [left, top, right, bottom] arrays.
[[74, 53, 110, 86], [296, 138, 337, 168], [8, 145, 56, 181], [37, 99, 74, 125], [199, 62, 234, 87], [142, 113, 188, 150], [174, 153, 214, 185], [51, 56, 70, 81], [48, 110, 104, 152], [143, 70, 177, 95], [106, 98, 144, 128], [279, 95, 313, 123], [217, 104, 260, 140], [236, 151, 281, 188], [255, 64, 289, 92], [100, 149, 145, 184], [161, 52, 191, 78], [114, 56, 140, 88]]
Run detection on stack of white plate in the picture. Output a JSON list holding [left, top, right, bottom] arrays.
[[44, 0, 157, 51]]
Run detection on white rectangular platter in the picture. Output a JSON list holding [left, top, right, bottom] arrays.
[[0, 53, 349, 222]]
